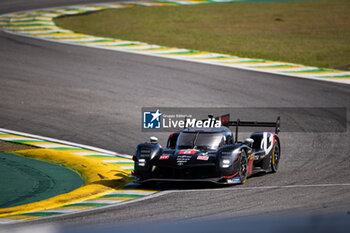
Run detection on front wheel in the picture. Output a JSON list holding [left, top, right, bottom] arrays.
[[271, 142, 280, 173], [239, 150, 249, 184]]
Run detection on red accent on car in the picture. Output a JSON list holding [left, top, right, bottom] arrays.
[[160, 155, 170, 160], [268, 132, 276, 145], [179, 150, 197, 155], [220, 114, 230, 125], [197, 155, 209, 161], [248, 159, 253, 175], [223, 172, 238, 179]]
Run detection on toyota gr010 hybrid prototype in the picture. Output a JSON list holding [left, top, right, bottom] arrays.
[[133, 115, 281, 185]]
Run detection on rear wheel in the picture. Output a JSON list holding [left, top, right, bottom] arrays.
[[239, 150, 248, 184], [271, 142, 280, 173]]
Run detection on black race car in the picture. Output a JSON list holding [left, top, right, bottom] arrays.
[[133, 115, 281, 184]]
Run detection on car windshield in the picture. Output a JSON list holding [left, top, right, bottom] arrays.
[[176, 132, 224, 150]]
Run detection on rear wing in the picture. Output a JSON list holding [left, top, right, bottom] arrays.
[[213, 114, 280, 143]]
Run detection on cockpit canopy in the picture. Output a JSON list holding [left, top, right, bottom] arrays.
[[176, 132, 223, 150], [175, 128, 233, 150]]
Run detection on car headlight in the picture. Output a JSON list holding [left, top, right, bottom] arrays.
[[138, 159, 146, 166], [223, 159, 230, 164], [220, 149, 240, 168]]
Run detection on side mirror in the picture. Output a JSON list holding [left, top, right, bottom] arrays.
[[150, 136, 158, 144], [244, 138, 254, 147]]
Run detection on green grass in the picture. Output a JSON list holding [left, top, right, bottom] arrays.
[[55, 0, 350, 70]]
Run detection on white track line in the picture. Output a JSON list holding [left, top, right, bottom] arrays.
[[101, 159, 132, 163], [77, 200, 122, 204], [0, 219, 21, 224], [0, 137, 39, 141], [0, 128, 132, 159], [73, 152, 107, 156], [120, 166, 134, 170], [30, 144, 75, 148], [31, 209, 79, 213], [106, 191, 155, 195]]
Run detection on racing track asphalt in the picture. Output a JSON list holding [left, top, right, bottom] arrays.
[[0, 0, 350, 228]]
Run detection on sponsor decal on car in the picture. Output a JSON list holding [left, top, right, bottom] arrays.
[[261, 132, 274, 154], [177, 155, 192, 166], [179, 150, 197, 155], [197, 155, 209, 161], [160, 155, 170, 160], [227, 177, 241, 184]]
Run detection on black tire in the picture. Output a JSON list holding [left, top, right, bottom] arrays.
[[239, 150, 249, 184], [271, 142, 280, 173]]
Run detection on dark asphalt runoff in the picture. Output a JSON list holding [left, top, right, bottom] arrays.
[[0, 0, 349, 229]]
